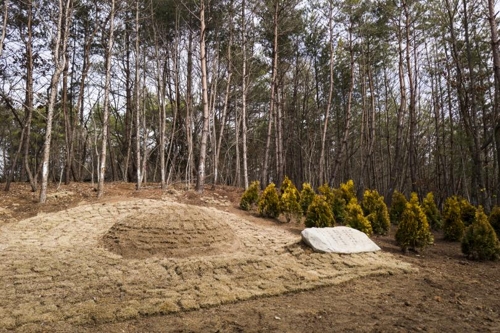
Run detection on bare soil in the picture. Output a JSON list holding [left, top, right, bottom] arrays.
[[0, 182, 499, 333]]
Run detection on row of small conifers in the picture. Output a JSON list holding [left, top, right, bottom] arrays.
[[239, 177, 500, 261]]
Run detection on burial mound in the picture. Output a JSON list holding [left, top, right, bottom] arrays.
[[102, 205, 238, 259]]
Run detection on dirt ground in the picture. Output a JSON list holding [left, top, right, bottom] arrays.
[[0, 182, 499, 332]]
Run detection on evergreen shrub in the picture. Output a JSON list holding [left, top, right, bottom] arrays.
[[279, 177, 302, 222], [305, 195, 335, 228], [362, 189, 390, 235], [345, 198, 373, 236], [395, 193, 433, 252], [339, 179, 356, 203], [489, 206, 500, 238], [239, 180, 260, 211], [258, 183, 280, 218], [459, 197, 476, 226], [422, 192, 442, 230], [442, 196, 465, 241], [331, 188, 348, 224], [299, 183, 316, 216], [390, 191, 407, 225], [461, 206, 500, 261], [318, 183, 334, 206]]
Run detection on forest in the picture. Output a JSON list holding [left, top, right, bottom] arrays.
[[0, 0, 499, 207]]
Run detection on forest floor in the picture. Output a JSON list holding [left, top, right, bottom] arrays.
[[0, 182, 499, 333]]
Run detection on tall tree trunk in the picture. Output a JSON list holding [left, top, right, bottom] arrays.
[[444, 42, 456, 196], [165, 17, 181, 186], [389, 16, 406, 197], [186, 29, 194, 187], [151, 4, 166, 190], [319, 2, 335, 186], [62, 40, 72, 185], [262, 0, 279, 187], [196, 0, 210, 193], [462, 0, 483, 205], [123, 14, 133, 182], [40, 0, 73, 203], [4, 121, 25, 192], [75, 10, 98, 182], [134, 0, 142, 190], [213, 15, 232, 187], [23, 0, 36, 191], [402, 0, 417, 193], [487, 0, 500, 204], [0, 0, 8, 58], [241, 0, 249, 189], [332, 23, 354, 186], [97, 0, 116, 199]]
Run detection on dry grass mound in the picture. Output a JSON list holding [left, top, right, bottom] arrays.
[[102, 208, 238, 259]]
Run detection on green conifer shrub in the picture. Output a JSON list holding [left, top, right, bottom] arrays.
[[258, 183, 280, 218], [239, 180, 260, 211], [339, 179, 356, 204], [389, 191, 407, 225], [345, 198, 373, 236], [362, 189, 390, 235], [318, 183, 334, 206], [459, 197, 476, 226], [442, 196, 465, 241], [422, 192, 442, 230], [461, 206, 500, 261], [279, 177, 302, 222], [305, 195, 335, 228], [395, 193, 433, 252], [299, 183, 316, 216], [489, 206, 500, 238], [331, 188, 348, 224], [279, 176, 293, 195]]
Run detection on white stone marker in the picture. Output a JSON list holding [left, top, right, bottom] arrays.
[[301, 226, 381, 254]]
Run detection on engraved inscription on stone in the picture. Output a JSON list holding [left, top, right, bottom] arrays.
[[301, 226, 381, 254]]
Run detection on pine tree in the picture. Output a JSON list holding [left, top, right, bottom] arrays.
[[462, 206, 500, 260], [362, 189, 390, 235], [305, 195, 335, 228], [395, 193, 433, 252]]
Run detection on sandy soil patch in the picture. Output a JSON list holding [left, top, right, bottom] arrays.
[[0, 198, 412, 331]]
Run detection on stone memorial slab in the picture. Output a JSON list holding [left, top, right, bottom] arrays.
[[301, 226, 381, 254]]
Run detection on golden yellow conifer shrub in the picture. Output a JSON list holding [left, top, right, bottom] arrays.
[[305, 195, 335, 228], [442, 196, 465, 241], [299, 183, 316, 216], [346, 198, 373, 236], [239, 180, 260, 211], [362, 189, 390, 235], [258, 183, 280, 218], [462, 206, 500, 261], [395, 193, 433, 252]]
